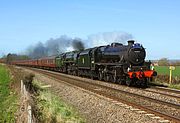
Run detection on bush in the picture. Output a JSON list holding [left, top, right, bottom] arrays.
[[155, 75, 180, 84]]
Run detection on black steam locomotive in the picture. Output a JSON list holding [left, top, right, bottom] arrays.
[[13, 40, 157, 87], [75, 40, 156, 87]]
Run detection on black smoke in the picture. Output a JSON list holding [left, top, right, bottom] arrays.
[[72, 38, 85, 51], [45, 35, 72, 55], [27, 42, 47, 59], [25, 31, 133, 59], [26, 35, 85, 59]]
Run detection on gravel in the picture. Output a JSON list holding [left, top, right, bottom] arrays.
[[88, 79, 180, 106], [22, 68, 166, 123]]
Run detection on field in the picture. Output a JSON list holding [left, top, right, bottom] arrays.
[[154, 66, 180, 89], [155, 66, 180, 77], [0, 64, 18, 122]]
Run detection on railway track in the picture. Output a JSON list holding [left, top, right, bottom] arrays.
[[27, 67, 180, 123], [104, 83, 180, 100], [145, 88, 180, 99], [99, 81, 180, 100], [150, 86, 180, 94]]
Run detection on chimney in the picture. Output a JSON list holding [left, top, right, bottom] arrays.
[[128, 40, 135, 46]]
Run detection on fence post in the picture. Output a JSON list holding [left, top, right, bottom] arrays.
[[28, 105, 32, 123], [20, 80, 34, 123], [21, 80, 23, 94]]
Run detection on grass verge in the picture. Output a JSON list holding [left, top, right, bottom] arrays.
[[150, 81, 180, 90], [169, 84, 180, 90], [33, 80, 85, 123], [0, 64, 18, 123]]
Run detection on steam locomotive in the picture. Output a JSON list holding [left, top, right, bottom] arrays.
[[12, 40, 157, 87]]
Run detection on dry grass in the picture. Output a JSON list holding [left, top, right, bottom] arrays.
[[33, 80, 85, 123]]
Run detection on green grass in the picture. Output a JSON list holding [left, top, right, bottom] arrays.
[[169, 84, 180, 90], [34, 80, 85, 123], [0, 64, 18, 123], [155, 66, 180, 77], [153, 66, 180, 89]]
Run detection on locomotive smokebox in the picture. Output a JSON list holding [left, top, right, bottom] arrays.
[[128, 40, 135, 46]]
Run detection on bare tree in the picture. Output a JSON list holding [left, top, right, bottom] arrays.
[[158, 58, 169, 66]]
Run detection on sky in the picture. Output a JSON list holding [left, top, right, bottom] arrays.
[[0, 0, 180, 60]]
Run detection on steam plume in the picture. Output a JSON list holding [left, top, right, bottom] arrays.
[[25, 31, 133, 59], [72, 38, 85, 51], [26, 35, 85, 59], [88, 31, 133, 47], [27, 42, 47, 59], [45, 35, 72, 55]]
